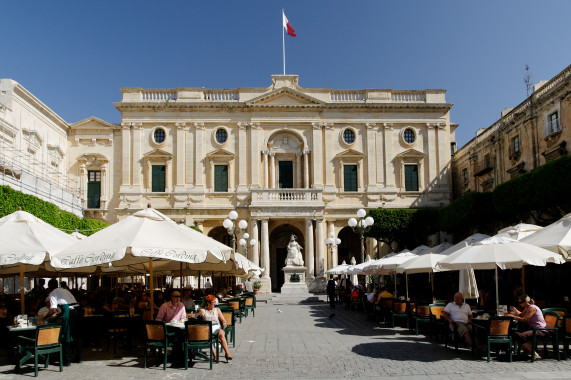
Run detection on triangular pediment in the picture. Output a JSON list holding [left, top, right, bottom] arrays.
[[335, 148, 364, 159], [247, 87, 324, 106], [205, 149, 235, 159], [71, 116, 117, 130], [396, 148, 425, 158], [143, 149, 173, 158]]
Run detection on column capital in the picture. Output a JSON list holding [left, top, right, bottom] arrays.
[[131, 122, 143, 129], [175, 122, 188, 130], [194, 122, 205, 130], [303, 149, 311, 155], [312, 122, 323, 130], [437, 122, 447, 130], [322, 122, 334, 130], [249, 122, 261, 129], [120, 122, 131, 130], [237, 122, 249, 129], [383, 123, 393, 129], [366, 122, 377, 129], [427, 122, 437, 129]]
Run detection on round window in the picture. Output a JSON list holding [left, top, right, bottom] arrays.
[[154, 128, 166, 144], [343, 129, 355, 144], [215, 128, 228, 144], [403, 128, 415, 144]]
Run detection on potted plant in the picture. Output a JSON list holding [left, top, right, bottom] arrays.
[[253, 280, 262, 295]]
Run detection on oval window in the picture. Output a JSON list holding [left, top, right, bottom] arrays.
[[403, 128, 415, 144], [215, 128, 228, 144], [343, 129, 355, 144], [154, 128, 166, 144]]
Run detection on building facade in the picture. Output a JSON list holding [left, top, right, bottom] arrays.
[[453, 64, 571, 197], [1, 75, 456, 292]]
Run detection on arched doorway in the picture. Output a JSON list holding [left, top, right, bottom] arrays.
[[208, 226, 232, 248], [269, 224, 304, 292], [338, 226, 361, 264]]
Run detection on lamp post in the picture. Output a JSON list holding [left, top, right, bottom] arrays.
[[324, 232, 341, 269], [223, 211, 248, 253], [347, 208, 374, 263]]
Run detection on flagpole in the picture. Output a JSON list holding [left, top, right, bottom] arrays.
[[282, 9, 286, 75]]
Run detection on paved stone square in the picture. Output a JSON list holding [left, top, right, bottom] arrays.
[[2, 299, 571, 379]]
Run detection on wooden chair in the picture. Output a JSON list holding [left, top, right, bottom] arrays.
[[228, 298, 244, 324], [244, 296, 255, 317], [380, 298, 394, 325], [562, 315, 571, 359], [530, 311, 560, 362], [391, 302, 409, 329], [106, 312, 130, 354], [413, 305, 431, 336], [428, 304, 447, 342], [16, 325, 63, 377], [222, 310, 236, 348], [143, 321, 174, 370], [474, 316, 514, 362], [184, 320, 215, 370], [542, 308, 567, 328]]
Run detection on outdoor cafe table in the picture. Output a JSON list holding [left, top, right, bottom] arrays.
[[5, 324, 38, 364]]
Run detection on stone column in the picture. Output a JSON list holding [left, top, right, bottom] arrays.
[[131, 123, 142, 187], [121, 123, 131, 186], [101, 163, 108, 202], [366, 123, 377, 187], [175, 122, 187, 187], [237, 122, 248, 189], [186, 124, 194, 185], [269, 153, 275, 188], [315, 218, 325, 277], [305, 218, 315, 277], [263, 150, 269, 188], [165, 158, 172, 192], [383, 123, 395, 187], [437, 123, 449, 187], [327, 220, 336, 269], [296, 152, 302, 188], [251, 219, 260, 268], [261, 219, 270, 279], [250, 123, 261, 187], [194, 123, 205, 187], [146, 160, 152, 189], [323, 123, 335, 188], [194, 220, 204, 232], [303, 150, 310, 188], [376, 124, 384, 186], [311, 123, 323, 187], [427, 123, 437, 186]]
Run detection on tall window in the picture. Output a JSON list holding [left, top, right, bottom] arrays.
[[462, 168, 468, 185], [512, 135, 520, 154], [87, 170, 101, 208], [343, 165, 358, 192], [151, 165, 166, 192], [404, 165, 419, 191], [278, 161, 294, 189], [484, 154, 491, 169], [548, 111, 560, 134], [214, 165, 228, 192]]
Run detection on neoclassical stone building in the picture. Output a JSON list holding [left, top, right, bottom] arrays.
[[453, 64, 570, 197], [1, 75, 456, 292]]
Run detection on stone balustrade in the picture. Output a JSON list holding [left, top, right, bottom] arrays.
[[204, 89, 239, 101], [141, 89, 177, 101], [250, 188, 322, 206], [391, 90, 426, 102], [330, 90, 367, 102]]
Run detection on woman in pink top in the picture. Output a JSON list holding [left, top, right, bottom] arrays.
[[509, 294, 547, 360]]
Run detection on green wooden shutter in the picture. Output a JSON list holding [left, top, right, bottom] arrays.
[[404, 165, 419, 191], [87, 171, 101, 208], [278, 161, 294, 188], [344, 165, 358, 192], [152, 165, 166, 192], [214, 165, 228, 192]]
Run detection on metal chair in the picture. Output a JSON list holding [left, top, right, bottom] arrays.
[[16, 324, 63, 377], [184, 320, 215, 370], [475, 316, 514, 362], [244, 296, 255, 317], [391, 301, 409, 329], [221, 310, 236, 348], [530, 311, 560, 362], [143, 320, 174, 370], [413, 305, 431, 335]]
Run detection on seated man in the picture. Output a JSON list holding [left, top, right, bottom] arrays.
[[155, 291, 186, 323], [181, 289, 196, 309], [442, 292, 474, 348]]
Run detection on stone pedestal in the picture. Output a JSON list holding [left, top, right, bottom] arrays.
[[281, 265, 310, 295]]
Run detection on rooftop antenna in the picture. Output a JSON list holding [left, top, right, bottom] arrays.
[[524, 65, 532, 97]]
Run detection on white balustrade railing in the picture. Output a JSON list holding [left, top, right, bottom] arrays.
[[251, 189, 322, 204], [391, 91, 426, 102], [330, 90, 366, 102], [204, 89, 239, 101], [141, 90, 177, 101]]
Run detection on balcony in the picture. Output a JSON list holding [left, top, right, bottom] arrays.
[[250, 188, 323, 207], [473, 161, 493, 177]]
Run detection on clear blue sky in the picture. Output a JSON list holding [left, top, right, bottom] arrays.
[[2, 0, 570, 147]]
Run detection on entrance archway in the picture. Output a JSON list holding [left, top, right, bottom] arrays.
[[269, 224, 304, 292], [208, 226, 232, 248], [338, 226, 361, 264]]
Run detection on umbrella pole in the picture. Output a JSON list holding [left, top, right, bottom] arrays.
[[393, 273, 397, 298], [115, 273, 119, 296], [149, 258, 154, 316], [180, 262, 183, 290], [19, 263, 25, 315], [521, 266, 525, 294], [198, 271, 201, 291], [405, 274, 409, 300], [430, 272, 435, 303], [495, 266, 500, 316]]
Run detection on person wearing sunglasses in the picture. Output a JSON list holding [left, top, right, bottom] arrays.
[[508, 294, 545, 361], [155, 291, 186, 323], [198, 294, 232, 361]]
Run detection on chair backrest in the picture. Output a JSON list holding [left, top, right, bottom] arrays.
[[393, 302, 406, 313], [381, 298, 393, 309], [429, 305, 445, 320], [229, 301, 240, 311], [544, 311, 560, 329], [245, 297, 254, 307], [489, 317, 511, 336], [186, 321, 212, 342], [142, 310, 153, 321], [542, 308, 566, 318], [222, 310, 234, 327], [433, 299, 448, 305], [36, 326, 61, 347], [145, 321, 166, 341], [564, 316, 571, 334], [416, 305, 430, 317]]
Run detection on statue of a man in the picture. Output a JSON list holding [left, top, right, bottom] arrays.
[[285, 234, 304, 266]]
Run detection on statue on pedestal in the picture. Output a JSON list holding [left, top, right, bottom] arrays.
[[285, 234, 304, 266]]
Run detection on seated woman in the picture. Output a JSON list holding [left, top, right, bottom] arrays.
[[37, 297, 62, 324], [508, 294, 545, 361], [198, 294, 232, 361]]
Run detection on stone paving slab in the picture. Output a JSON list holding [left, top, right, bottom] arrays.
[[1, 300, 571, 379]]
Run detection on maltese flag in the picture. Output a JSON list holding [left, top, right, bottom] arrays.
[[282, 11, 296, 37]]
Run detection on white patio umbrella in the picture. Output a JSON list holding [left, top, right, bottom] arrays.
[[521, 213, 571, 259], [51, 206, 227, 311], [438, 233, 490, 256], [495, 223, 543, 240], [427, 242, 453, 254], [346, 255, 373, 275], [396, 251, 451, 301], [71, 229, 88, 240], [327, 261, 350, 275], [437, 236, 565, 314], [0, 209, 76, 313], [410, 245, 432, 255]]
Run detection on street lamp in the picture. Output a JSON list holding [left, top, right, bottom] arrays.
[[348, 208, 374, 263], [324, 232, 342, 269], [223, 211, 248, 253]]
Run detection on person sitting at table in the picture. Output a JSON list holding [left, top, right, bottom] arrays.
[[155, 290, 186, 323], [181, 289, 196, 309], [198, 294, 232, 361], [442, 292, 475, 349], [508, 294, 545, 361], [374, 286, 393, 305], [37, 296, 62, 324]]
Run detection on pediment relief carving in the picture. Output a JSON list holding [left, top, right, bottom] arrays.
[[247, 87, 323, 106], [77, 153, 109, 167], [71, 116, 117, 130], [143, 149, 173, 159], [47, 144, 64, 159], [335, 148, 364, 159], [268, 132, 303, 152], [205, 148, 235, 160], [396, 148, 425, 158], [22, 128, 43, 148]]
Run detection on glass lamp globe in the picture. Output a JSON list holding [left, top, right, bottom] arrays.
[[249, 239, 257, 246], [348, 218, 357, 227], [325, 237, 333, 245], [238, 220, 248, 230], [243, 233, 250, 240], [223, 219, 233, 230], [228, 211, 238, 220], [336, 238, 341, 245], [239, 238, 246, 247], [328, 232, 335, 239], [365, 216, 374, 226], [357, 209, 366, 218]]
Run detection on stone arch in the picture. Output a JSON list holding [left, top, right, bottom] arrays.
[[338, 226, 361, 264], [265, 130, 306, 153], [269, 223, 305, 292], [208, 226, 232, 248]]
